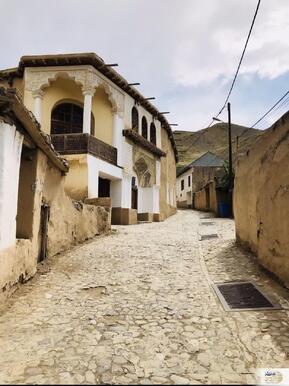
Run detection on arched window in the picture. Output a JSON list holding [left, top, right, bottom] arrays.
[[141, 116, 148, 139], [131, 106, 139, 132], [150, 122, 156, 145], [51, 102, 94, 135]]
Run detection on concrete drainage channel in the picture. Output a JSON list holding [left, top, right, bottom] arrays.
[[199, 234, 219, 241], [199, 217, 218, 241], [200, 221, 215, 226], [197, 216, 281, 312], [212, 281, 282, 312]]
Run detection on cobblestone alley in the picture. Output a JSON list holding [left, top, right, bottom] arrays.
[[1, 210, 289, 385]]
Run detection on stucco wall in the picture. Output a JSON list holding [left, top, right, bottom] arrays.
[[0, 122, 23, 250], [192, 166, 223, 192], [160, 128, 177, 220], [194, 181, 218, 214], [234, 112, 289, 287], [194, 190, 207, 211], [43, 160, 110, 257], [62, 154, 88, 200], [0, 147, 111, 302], [123, 94, 161, 147], [176, 169, 192, 206], [177, 166, 224, 208]]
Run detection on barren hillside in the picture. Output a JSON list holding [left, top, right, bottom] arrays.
[[174, 123, 263, 168]]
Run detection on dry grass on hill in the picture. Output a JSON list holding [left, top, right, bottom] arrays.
[[173, 123, 264, 169]]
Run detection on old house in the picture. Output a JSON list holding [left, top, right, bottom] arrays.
[[176, 151, 224, 208], [234, 111, 289, 287], [0, 53, 177, 225], [0, 88, 110, 300]]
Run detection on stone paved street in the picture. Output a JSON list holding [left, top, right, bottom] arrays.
[[1, 210, 289, 384]]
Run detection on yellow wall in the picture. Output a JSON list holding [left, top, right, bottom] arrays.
[[40, 77, 83, 134], [23, 76, 113, 145], [234, 113, 289, 287], [92, 87, 113, 145], [194, 182, 218, 213], [62, 154, 88, 200], [160, 127, 177, 219], [0, 148, 111, 302]]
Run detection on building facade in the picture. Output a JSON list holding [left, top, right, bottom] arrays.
[[0, 53, 177, 224], [176, 151, 224, 208], [0, 88, 110, 300]]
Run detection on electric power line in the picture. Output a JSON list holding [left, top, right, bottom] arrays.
[[261, 94, 289, 124], [208, 0, 261, 127], [251, 90, 289, 128]]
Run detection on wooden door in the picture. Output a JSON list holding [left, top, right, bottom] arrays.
[[38, 204, 50, 262], [205, 187, 210, 210], [132, 187, 138, 210]]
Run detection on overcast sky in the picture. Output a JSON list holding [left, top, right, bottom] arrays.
[[1, 0, 289, 131]]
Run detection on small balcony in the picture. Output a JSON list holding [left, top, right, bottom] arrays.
[[51, 133, 118, 166]]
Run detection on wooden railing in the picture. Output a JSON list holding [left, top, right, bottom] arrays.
[[51, 133, 118, 166]]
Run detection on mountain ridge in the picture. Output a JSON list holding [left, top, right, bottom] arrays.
[[173, 123, 264, 168]]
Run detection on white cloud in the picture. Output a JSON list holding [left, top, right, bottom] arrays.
[[172, 0, 289, 87], [0, 0, 288, 131]]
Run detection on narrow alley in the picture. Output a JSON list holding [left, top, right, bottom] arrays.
[[0, 210, 289, 385]]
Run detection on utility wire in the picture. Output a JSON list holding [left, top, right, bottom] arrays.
[[210, 0, 261, 124], [263, 94, 289, 122], [251, 90, 289, 128]]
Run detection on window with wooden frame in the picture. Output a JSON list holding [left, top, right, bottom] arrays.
[[131, 106, 139, 132], [51, 102, 95, 135], [141, 116, 148, 139], [150, 122, 156, 145]]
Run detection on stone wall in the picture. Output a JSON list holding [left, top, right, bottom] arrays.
[[234, 112, 289, 287]]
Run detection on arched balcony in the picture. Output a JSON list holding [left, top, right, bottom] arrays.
[[45, 78, 118, 166]]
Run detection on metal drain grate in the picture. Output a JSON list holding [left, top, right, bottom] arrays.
[[200, 221, 215, 226], [212, 281, 281, 311], [200, 234, 218, 241]]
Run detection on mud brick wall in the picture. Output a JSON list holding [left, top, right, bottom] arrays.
[[234, 112, 289, 287]]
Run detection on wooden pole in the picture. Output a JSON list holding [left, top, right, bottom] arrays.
[[227, 102, 233, 217]]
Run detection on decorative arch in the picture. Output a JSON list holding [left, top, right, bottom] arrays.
[[133, 156, 156, 187], [131, 106, 139, 132], [150, 122, 156, 145], [141, 116, 148, 139], [51, 101, 95, 135], [26, 69, 88, 93], [25, 68, 125, 116]]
